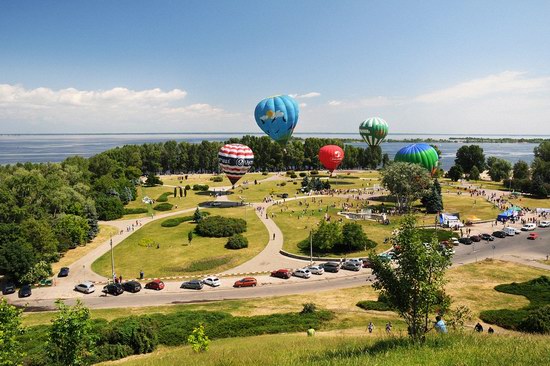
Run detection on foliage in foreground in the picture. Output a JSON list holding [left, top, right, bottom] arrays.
[[0, 299, 25, 366]]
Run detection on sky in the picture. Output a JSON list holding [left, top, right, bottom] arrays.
[[1, 1, 550, 135]]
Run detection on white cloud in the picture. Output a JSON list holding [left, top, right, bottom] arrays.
[[414, 71, 550, 103], [291, 92, 321, 99], [328, 100, 342, 106]]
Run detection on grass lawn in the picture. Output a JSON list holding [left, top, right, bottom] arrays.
[[91, 206, 268, 278], [227, 179, 306, 202], [51, 224, 119, 274], [508, 195, 550, 210], [438, 194, 500, 222], [160, 172, 270, 188]]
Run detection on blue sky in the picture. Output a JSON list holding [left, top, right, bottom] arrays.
[[1, 1, 549, 134]]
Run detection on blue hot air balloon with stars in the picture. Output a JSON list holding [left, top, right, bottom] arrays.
[[254, 95, 299, 145]]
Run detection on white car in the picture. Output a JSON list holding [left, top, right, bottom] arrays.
[[451, 238, 460, 246], [521, 223, 537, 231], [539, 221, 550, 228], [307, 265, 324, 275], [347, 258, 363, 265], [203, 276, 221, 287], [293, 268, 312, 279], [75, 281, 95, 294]]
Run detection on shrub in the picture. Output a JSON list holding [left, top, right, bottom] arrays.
[[262, 171, 268, 175], [187, 324, 210, 353], [185, 184, 191, 190], [144, 175, 163, 187], [192, 184, 209, 191], [105, 316, 158, 354], [299, 172, 307, 177], [356, 300, 393, 312], [280, 182, 287, 186], [195, 216, 247, 237], [310, 170, 319, 175], [153, 203, 173, 211], [225, 234, 248, 249], [519, 305, 550, 334], [210, 176, 224, 182], [289, 173, 297, 179], [479, 309, 529, 330], [286, 170, 296, 176], [300, 303, 317, 314], [92, 344, 134, 363], [160, 216, 193, 227], [156, 192, 172, 202], [123, 207, 148, 215]]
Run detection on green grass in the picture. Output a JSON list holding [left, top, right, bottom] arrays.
[[160, 172, 270, 188], [91, 206, 268, 278], [99, 332, 550, 366], [508, 195, 550, 210], [181, 256, 232, 272], [227, 179, 306, 202]]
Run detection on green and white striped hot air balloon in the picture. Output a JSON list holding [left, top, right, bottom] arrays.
[[359, 117, 389, 146]]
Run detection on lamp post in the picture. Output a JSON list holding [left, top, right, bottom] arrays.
[[309, 230, 313, 265]]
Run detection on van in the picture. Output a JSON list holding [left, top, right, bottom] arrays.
[[521, 223, 537, 231], [503, 227, 517, 236]]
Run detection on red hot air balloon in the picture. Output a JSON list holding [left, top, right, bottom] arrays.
[[218, 144, 254, 185], [318, 145, 345, 173]]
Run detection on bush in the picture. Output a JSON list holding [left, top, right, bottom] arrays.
[[156, 192, 172, 202], [480, 309, 528, 330], [286, 170, 296, 176], [262, 171, 268, 175], [299, 172, 307, 177], [356, 300, 393, 312], [280, 182, 286, 186], [225, 234, 248, 249], [123, 207, 148, 215], [96, 195, 124, 220], [289, 173, 297, 179], [310, 170, 319, 175], [195, 216, 247, 237], [300, 303, 317, 314], [161, 216, 193, 227], [519, 305, 550, 334], [105, 316, 158, 354], [92, 344, 134, 363], [210, 176, 224, 182], [144, 175, 163, 187], [153, 203, 173, 211], [192, 184, 209, 191]]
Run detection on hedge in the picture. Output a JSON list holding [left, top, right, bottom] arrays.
[[225, 234, 249, 249], [356, 300, 393, 312], [161, 216, 193, 227], [156, 192, 172, 202], [153, 203, 173, 211], [210, 176, 224, 182], [123, 207, 149, 215], [192, 184, 209, 191], [195, 216, 247, 237]]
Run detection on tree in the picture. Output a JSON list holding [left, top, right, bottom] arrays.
[[20, 260, 52, 285], [54, 214, 90, 252], [0, 239, 36, 283], [95, 195, 124, 221], [369, 216, 451, 342], [468, 166, 480, 180], [0, 299, 25, 366], [487, 157, 512, 182], [341, 222, 374, 251], [455, 145, 486, 174], [447, 165, 463, 182], [311, 221, 342, 252], [187, 231, 193, 244], [422, 181, 444, 214], [187, 324, 210, 353], [47, 300, 95, 366], [513, 160, 530, 180], [381, 162, 432, 213], [193, 208, 203, 223]]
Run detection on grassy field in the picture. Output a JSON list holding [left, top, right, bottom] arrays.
[[100, 331, 550, 366], [160, 172, 270, 188], [508, 195, 550, 210], [91, 206, 268, 278], [227, 179, 306, 202], [51, 224, 119, 274]]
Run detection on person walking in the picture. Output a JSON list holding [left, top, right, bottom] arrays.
[[367, 322, 374, 334], [385, 322, 392, 334]]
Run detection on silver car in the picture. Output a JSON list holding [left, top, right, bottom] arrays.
[[75, 281, 95, 294], [293, 268, 312, 279], [307, 265, 324, 275], [203, 276, 221, 287]]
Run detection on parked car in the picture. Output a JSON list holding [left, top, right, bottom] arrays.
[[458, 237, 473, 245], [293, 268, 312, 278], [480, 233, 495, 241], [470, 235, 481, 242], [181, 279, 204, 290], [307, 265, 324, 275], [122, 280, 142, 293], [320, 262, 340, 273], [145, 279, 164, 290], [492, 230, 507, 238], [362, 258, 373, 268], [521, 223, 537, 231], [18, 285, 32, 298], [539, 221, 550, 228], [58, 267, 70, 277], [503, 227, 516, 236], [74, 281, 95, 294], [203, 276, 221, 287], [451, 238, 460, 246], [2, 282, 16, 295], [270, 269, 292, 279], [233, 277, 257, 287], [347, 258, 363, 265], [378, 253, 393, 262], [528, 233, 539, 240], [342, 261, 361, 271], [102, 283, 124, 296], [513, 228, 521, 234]]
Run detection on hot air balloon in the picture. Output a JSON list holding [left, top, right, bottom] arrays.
[[254, 95, 299, 145], [319, 145, 344, 173], [394, 143, 439, 174], [359, 117, 388, 146], [218, 144, 254, 185]]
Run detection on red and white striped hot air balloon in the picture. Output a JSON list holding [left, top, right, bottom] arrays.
[[218, 144, 254, 185]]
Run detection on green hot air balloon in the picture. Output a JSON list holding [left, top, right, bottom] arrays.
[[359, 117, 388, 146], [394, 143, 439, 174]]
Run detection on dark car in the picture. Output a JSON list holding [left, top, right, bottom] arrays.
[[2, 282, 16, 295], [145, 279, 165, 291], [470, 235, 481, 242], [492, 231, 507, 238], [341, 261, 361, 271], [270, 269, 292, 279], [121, 280, 142, 293], [362, 258, 373, 268], [58, 267, 70, 277], [18, 285, 32, 298], [480, 233, 495, 241], [320, 262, 340, 273], [181, 279, 204, 290], [458, 237, 473, 245], [102, 283, 124, 296]]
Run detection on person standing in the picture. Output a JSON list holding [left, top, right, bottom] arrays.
[[367, 322, 374, 334], [385, 322, 392, 334], [307, 326, 315, 337]]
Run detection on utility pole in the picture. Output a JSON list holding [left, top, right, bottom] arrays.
[[110, 237, 115, 282]]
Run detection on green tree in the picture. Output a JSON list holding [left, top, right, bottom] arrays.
[[187, 324, 210, 353], [47, 300, 95, 366], [341, 222, 374, 251], [422, 182, 444, 214], [513, 160, 530, 180], [369, 216, 451, 342], [20, 260, 52, 285], [455, 145, 486, 174], [193, 207, 203, 223], [0, 299, 25, 366], [311, 221, 342, 252], [95, 195, 124, 221], [0, 239, 36, 283], [487, 157, 512, 182], [54, 214, 90, 252], [468, 166, 480, 180], [381, 162, 432, 213], [447, 165, 463, 182]]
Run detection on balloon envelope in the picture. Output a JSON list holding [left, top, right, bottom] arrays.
[[319, 145, 345, 172], [359, 117, 388, 146], [218, 144, 254, 185], [394, 143, 439, 173], [254, 95, 299, 145]]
